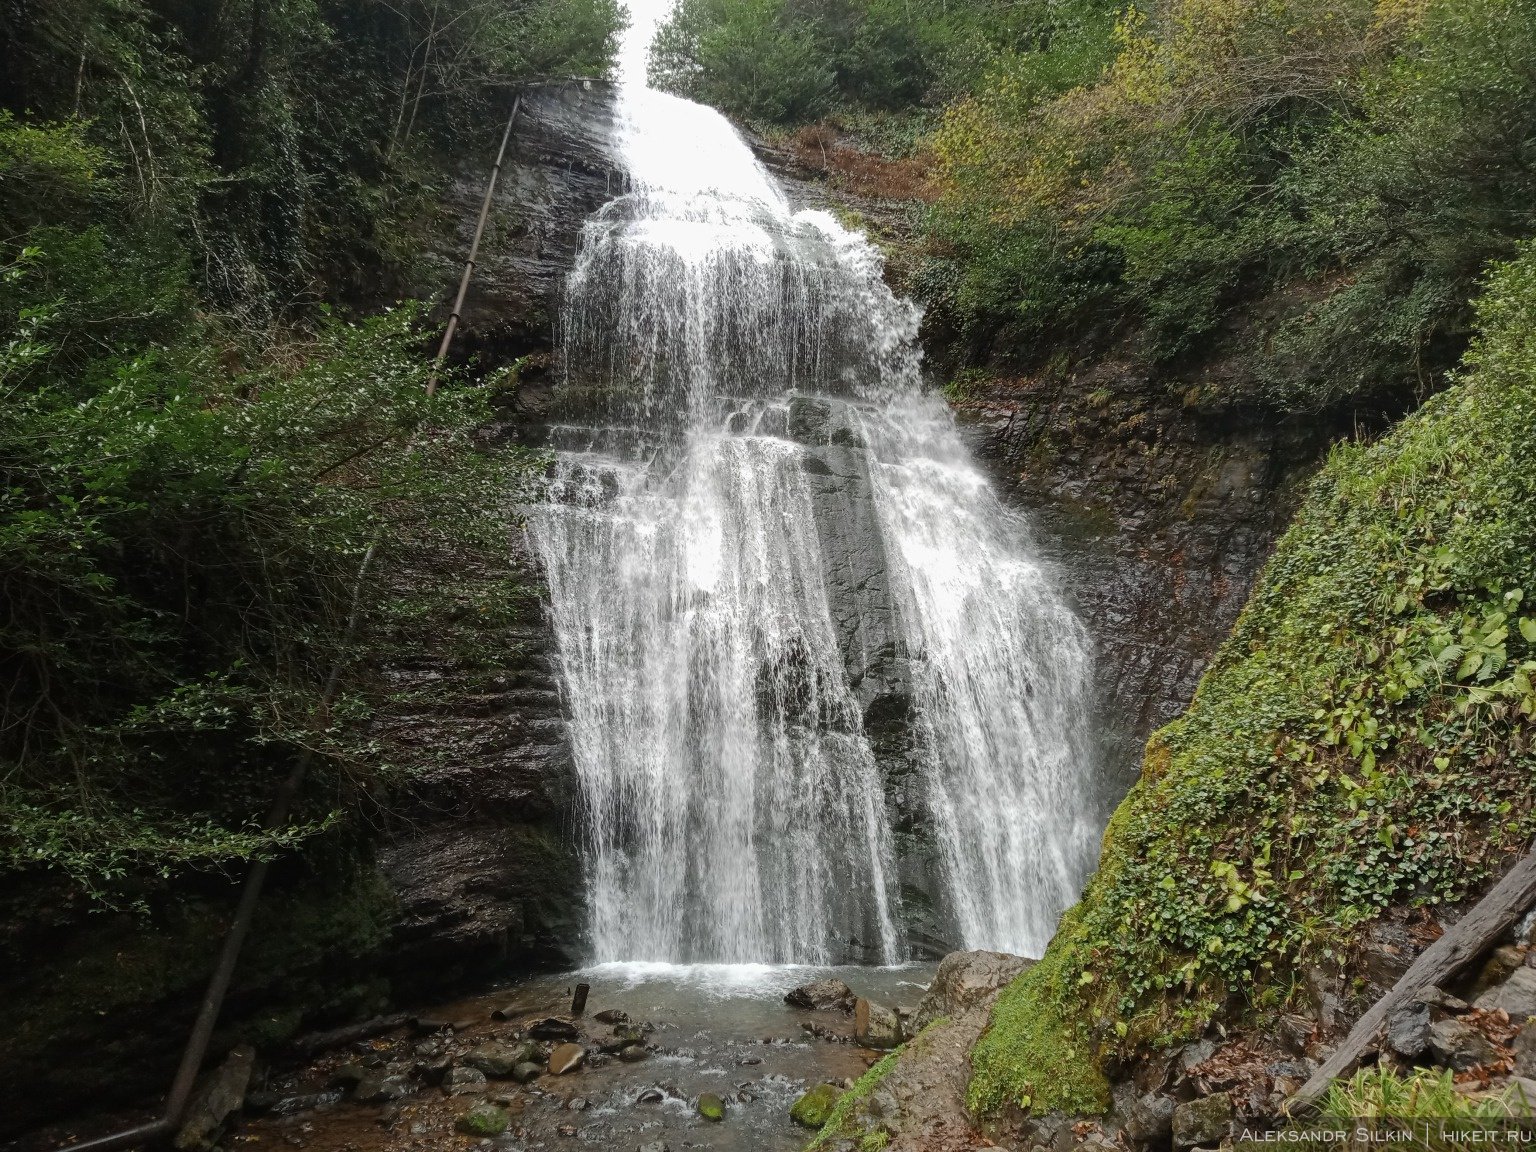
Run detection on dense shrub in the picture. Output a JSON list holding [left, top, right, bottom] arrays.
[[928, 0, 1536, 412], [0, 0, 618, 904], [649, 0, 1120, 128]]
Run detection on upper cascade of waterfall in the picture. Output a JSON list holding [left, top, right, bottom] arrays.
[[559, 2, 921, 429], [526, 2, 1103, 966]]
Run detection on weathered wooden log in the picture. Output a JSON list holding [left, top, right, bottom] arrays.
[[290, 1012, 412, 1057], [1287, 839, 1536, 1115]]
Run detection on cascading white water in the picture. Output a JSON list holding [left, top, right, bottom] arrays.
[[524, 0, 1100, 963]]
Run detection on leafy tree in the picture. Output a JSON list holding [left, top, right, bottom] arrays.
[[0, 0, 619, 903], [926, 0, 1536, 412]]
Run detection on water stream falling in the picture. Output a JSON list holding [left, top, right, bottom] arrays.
[[523, 1, 1102, 964]]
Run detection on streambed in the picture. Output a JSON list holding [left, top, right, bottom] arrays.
[[237, 963, 935, 1152]]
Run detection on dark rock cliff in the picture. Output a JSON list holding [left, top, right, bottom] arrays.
[[426, 81, 621, 364], [377, 79, 624, 987], [950, 370, 1340, 789]]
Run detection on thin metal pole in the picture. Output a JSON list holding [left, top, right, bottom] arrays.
[[427, 93, 522, 396], [63, 545, 378, 1152]]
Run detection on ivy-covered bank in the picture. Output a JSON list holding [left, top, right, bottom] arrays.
[[969, 243, 1536, 1119]]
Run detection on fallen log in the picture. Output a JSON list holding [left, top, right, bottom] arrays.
[[290, 1012, 413, 1057], [1287, 838, 1536, 1116]]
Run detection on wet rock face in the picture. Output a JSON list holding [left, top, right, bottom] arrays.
[[911, 949, 1034, 1033], [424, 81, 622, 366], [949, 368, 1343, 787], [784, 395, 949, 957], [376, 541, 585, 990]]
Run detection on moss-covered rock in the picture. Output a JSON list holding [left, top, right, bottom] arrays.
[[969, 244, 1536, 1121], [454, 1103, 510, 1136], [809, 1048, 902, 1149], [697, 1092, 726, 1121], [791, 1082, 844, 1128]]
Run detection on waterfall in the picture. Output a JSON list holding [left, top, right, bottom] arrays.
[[523, 1, 1100, 964]]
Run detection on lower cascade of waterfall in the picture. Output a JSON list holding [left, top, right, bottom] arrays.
[[523, 11, 1101, 966]]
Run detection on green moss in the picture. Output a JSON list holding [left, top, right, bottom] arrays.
[[808, 1047, 904, 1150], [969, 244, 1536, 1122], [792, 1083, 844, 1129], [967, 918, 1113, 1117], [455, 1103, 510, 1137]]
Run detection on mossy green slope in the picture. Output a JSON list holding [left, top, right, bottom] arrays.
[[970, 243, 1536, 1119]]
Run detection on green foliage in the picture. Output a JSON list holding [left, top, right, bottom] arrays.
[[651, 0, 835, 123], [1322, 1067, 1518, 1121], [0, 284, 530, 899], [928, 0, 1536, 412], [967, 919, 1114, 1116], [651, 0, 1122, 127], [0, 0, 624, 316], [0, 0, 617, 904], [967, 243, 1536, 1119]]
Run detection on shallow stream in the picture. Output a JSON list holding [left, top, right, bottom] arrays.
[[236, 964, 935, 1152]]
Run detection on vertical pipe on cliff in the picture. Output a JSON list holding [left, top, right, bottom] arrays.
[[427, 92, 523, 396]]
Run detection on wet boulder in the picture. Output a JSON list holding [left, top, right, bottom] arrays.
[[1171, 1093, 1233, 1148], [1124, 1093, 1176, 1144], [174, 1044, 256, 1152], [911, 950, 1034, 1032], [442, 1066, 488, 1096], [791, 1083, 843, 1128], [853, 998, 903, 1049], [785, 978, 857, 1013], [463, 1041, 534, 1077], [1514, 1020, 1536, 1078], [600, 1024, 648, 1053], [548, 1043, 585, 1074], [328, 1063, 369, 1090], [1474, 966, 1536, 1020], [528, 1016, 581, 1040], [1430, 1018, 1498, 1070], [512, 1061, 543, 1083], [353, 1073, 410, 1104], [1386, 1001, 1432, 1060]]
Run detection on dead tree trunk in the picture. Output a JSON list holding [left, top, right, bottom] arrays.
[[1287, 838, 1536, 1116]]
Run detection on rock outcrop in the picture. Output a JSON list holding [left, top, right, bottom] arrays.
[[949, 371, 1341, 781], [816, 950, 1034, 1152]]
